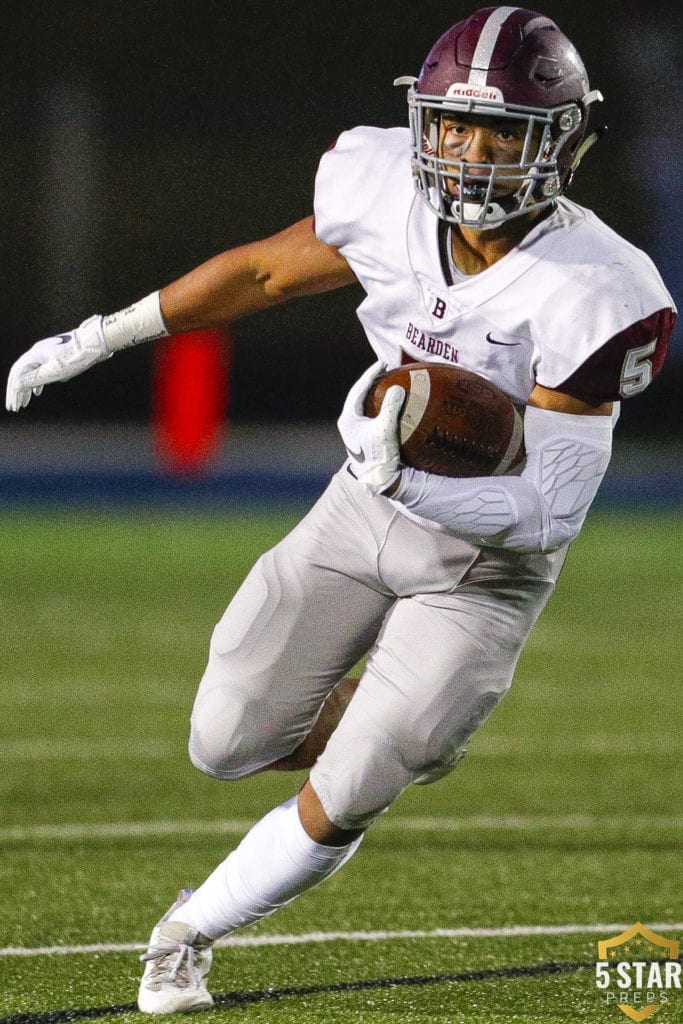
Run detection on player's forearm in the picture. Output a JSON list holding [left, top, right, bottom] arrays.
[[391, 472, 557, 551], [159, 244, 288, 334], [98, 240, 330, 353], [94, 245, 277, 355], [391, 406, 613, 554]]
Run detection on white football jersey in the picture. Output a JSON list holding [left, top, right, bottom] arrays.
[[314, 126, 676, 406]]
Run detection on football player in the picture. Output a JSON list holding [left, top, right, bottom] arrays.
[[6, 6, 676, 1013]]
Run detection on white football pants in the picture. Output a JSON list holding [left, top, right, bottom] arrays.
[[189, 466, 566, 829]]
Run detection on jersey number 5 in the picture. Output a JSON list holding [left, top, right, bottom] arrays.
[[619, 339, 657, 398]]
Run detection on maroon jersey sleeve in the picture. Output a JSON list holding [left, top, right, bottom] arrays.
[[556, 308, 675, 405]]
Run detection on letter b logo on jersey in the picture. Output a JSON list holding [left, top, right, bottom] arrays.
[[431, 297, 447, 320]]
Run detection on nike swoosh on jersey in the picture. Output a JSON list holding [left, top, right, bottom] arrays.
[[346, 446, 365, 463], [56, 333, 73, 344], [486, 332, 521, 346]]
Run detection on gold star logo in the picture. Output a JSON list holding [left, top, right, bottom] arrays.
[[597, 923, 680, 1022]]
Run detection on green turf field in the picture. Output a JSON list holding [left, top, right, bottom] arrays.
[[0, 506, 681, 1023]]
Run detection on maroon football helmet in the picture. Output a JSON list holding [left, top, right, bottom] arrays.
[[395, 7, 603, 229]]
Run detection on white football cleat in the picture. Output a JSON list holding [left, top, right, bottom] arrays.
[[138, 889, 214, 1014]]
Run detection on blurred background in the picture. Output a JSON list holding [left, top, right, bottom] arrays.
[[0, 0, 680, 495]]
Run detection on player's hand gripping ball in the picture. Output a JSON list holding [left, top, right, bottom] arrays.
[[363, 362, 525, 477], [338, 360, 406, 494]]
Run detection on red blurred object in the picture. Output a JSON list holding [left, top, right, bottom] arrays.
[[153, 330, 230, 474]]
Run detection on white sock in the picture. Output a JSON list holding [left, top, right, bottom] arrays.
[[171, 796, 363, 940]]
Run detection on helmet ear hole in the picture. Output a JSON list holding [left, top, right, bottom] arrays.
[[542, 175, 561, 197], [557, 105, 582, 133]]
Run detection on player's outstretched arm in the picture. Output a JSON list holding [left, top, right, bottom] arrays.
[[6, 216, 355, 412]]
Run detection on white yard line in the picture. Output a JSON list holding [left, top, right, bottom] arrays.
[[384, 814, 683, 831], [2, 923, 681, 958], [473, 734, 680, 755], [1, 818, 251, 841], [2, 813, 681, 844]]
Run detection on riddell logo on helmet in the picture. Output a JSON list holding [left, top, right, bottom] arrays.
[[446, 83, 504, 102]]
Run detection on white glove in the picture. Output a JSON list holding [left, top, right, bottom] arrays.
[[337, 360, 405, 495], [6, 315, 110, 412]]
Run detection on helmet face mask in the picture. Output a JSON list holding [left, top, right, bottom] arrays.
[[397, 7, 602, 231], [411, 91, 585, 229]]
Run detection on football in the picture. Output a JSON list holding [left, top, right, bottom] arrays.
[[363, 362, 525, 477]]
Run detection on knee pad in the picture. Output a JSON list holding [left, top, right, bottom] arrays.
[[189, 690, 294, 780], [309, 730, 415, 830], [309, 684, 507, 827]]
